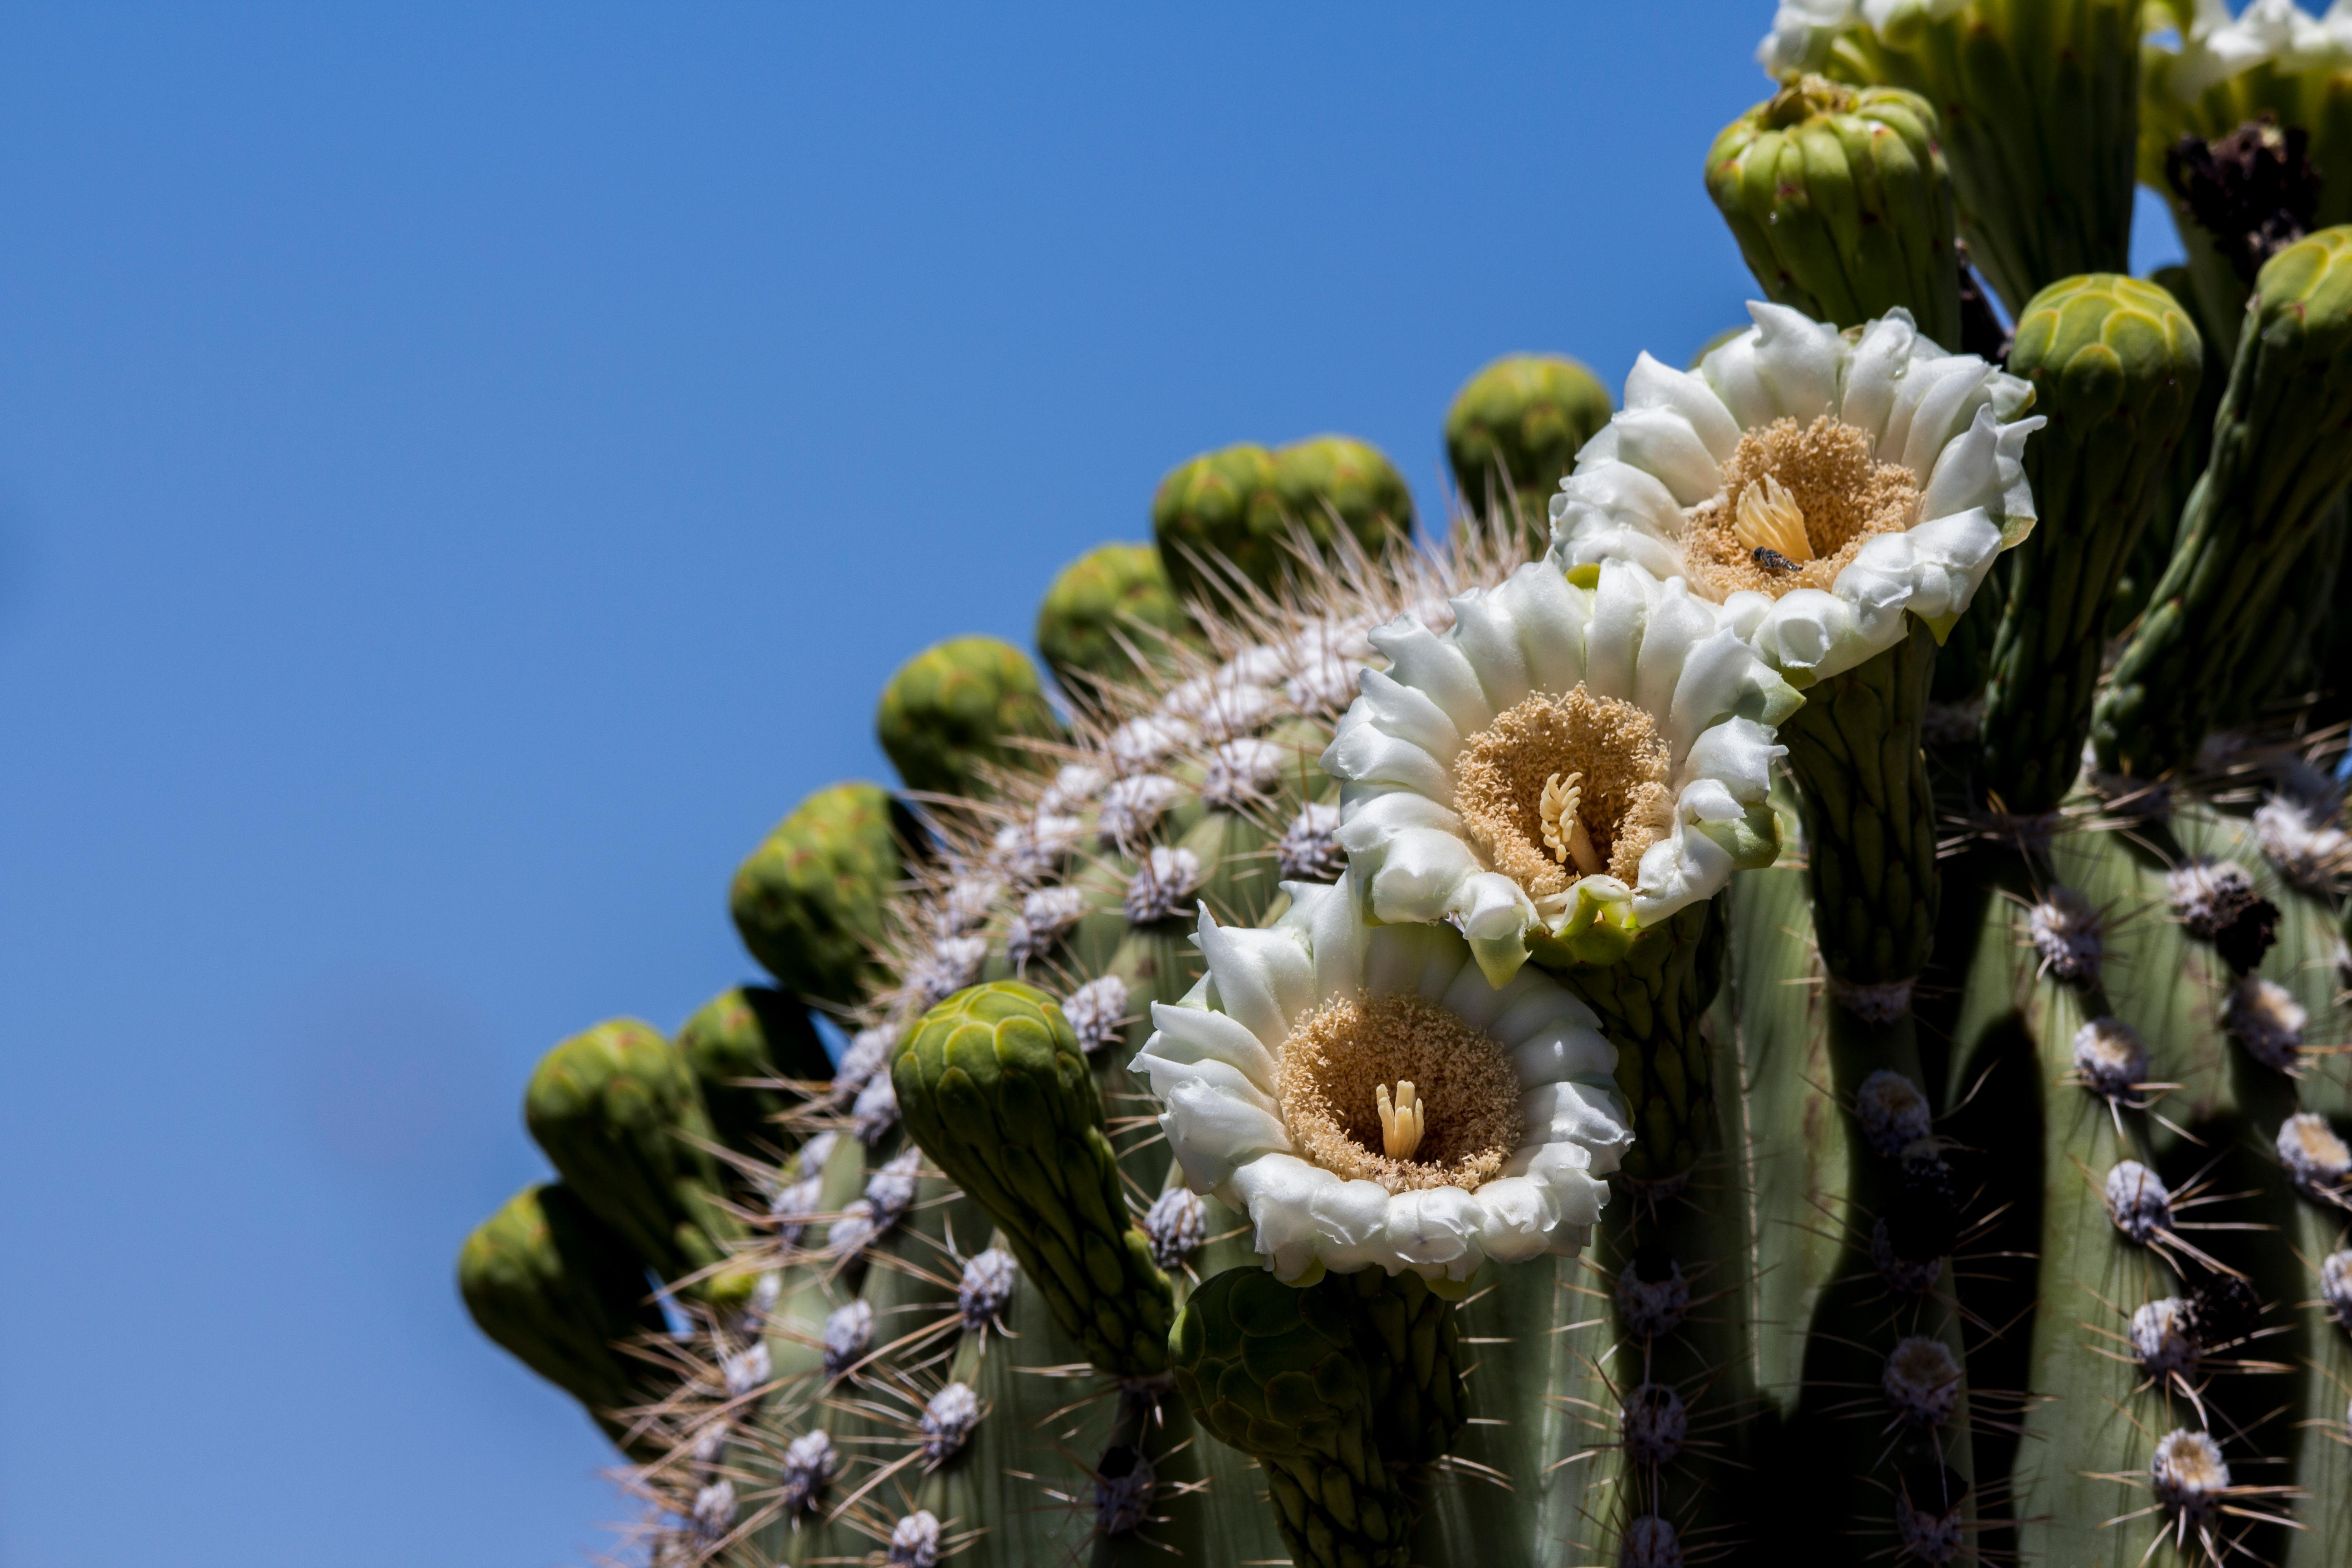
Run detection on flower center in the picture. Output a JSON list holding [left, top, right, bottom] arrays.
[[1275, 992, 1524, 1196], [1452, 685, 1672, 902], [1682, 415, 1920, 602]]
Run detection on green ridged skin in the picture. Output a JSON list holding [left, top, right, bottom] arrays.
[[1033, 540, 1194, 693], [875, 635, 1062, 799], [457, 1182, 666, 1450], [2093, 226, 2352, 782], [1167, 1266, 1417, 1568], [728, 779, 902, 1006], [1152, 436, 1412, 601], [891, 980, 1175, 1379], [671, 985, 831, 1156], [1442, 354, 1612, 532], [523, 1018, 739, 1286], [1533, 898, 1723, 1182], [1980, 274, 2203, 814], [1780, 616, 1941, 989], [1707, 76, 1960, 347], [1823, 0, 2144, 317]]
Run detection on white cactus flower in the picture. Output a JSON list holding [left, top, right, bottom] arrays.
[[1129, 873, 1633, 1285], [1320, 556, 1798, 985], [2157, 0, 2352, 101], [1756, 0, 1969, 76], [1548, 303, 2041, 687]]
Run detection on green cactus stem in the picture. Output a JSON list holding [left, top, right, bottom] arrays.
[[1979, 274, 2205, 817], [729, 779, 905, 1007], [1167, 1265, 1434, 1568], [1814, 0, 2144, 318], [1441, 354, 1612, 532], [1779, 615, 1941, 1004], [875, 635, 1063, 800], [672, 985, 832, 1160], [523, 1018, 743, 1289], [458, 1182, 671, 1454], [1033, 541, 1195, 696], [1532, 898, 1723, 1184], [2092, 226, 2352, 787], [891, 980, 1175, 1381], [1707, 74, 1960, 347]]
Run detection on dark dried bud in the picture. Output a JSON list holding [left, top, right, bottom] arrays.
[[2166, 115, 2323, 286]]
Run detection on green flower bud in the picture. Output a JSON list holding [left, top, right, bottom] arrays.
[[891, 980, 1174, 1380], [1442, 354, 1612, 529], [1152, 437, 1412, 601], [1033, 541, 1194, 692], [1982, 274, 2204, 814], [1167, 1266, 1424, 1568], [673, 985, 833, 1156], [524, 1019, 739, 1286], [1707, 76, 1960, 347], [874, 635, 1062, 799], [457, 1182, 664, 1447], [1269, 435, 1414, 559], [1151, 442, 1284, 603], [729, 781, 903, 1006], [2095, 225, 2352, 782]]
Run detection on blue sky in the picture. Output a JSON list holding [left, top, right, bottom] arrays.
[[0, 5, 2184, 1564]]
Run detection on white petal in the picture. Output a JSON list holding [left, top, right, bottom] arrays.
[[1633, 820, 1735, 922], [1382, 1186, 1485, 1273], [1226, 1152, 1338, 1282], [1321, 718, 1454, 802], [1625, 351, 1743, 461], [1836, 309, 1917, 442], [1156, 1079, 1290, 1192], [1748, 587, 1858, 681], [1363, 826, 1486, 925], [1509, 1022, 1620, 1088], [1632, 579, 1720, 738], [1583, 559, 1657, 701], [1351, 669, 1462, 762], [1612, 406, 1723, 507], [1491, 560, 1591, 697], [1472, 1175, 1560, 1261], [1681, 715, 1784, 804], [1369, 614, 1493, 733], [1137, 1000, 1281, 1098], [1447, 585, 1535, 713], [1195, 913, 1315, 1049]]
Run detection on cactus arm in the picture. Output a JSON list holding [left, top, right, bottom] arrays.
[[2284, 1197, 2352, 1568], [1980, 274, 2205, 817], [892, 982, 1175, 1382], [2004, 954, 2166, 1567], [1778, 615, 1942, 999], [1721, 858, 1848, 1415], [2093, 228, 2352, 785]]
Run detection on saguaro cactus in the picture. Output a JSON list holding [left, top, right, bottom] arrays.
[[461, 10, 2352, 1567]]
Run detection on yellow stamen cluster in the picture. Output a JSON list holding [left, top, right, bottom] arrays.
[[1275, 993, 1523, 1195], [1539, 771, 1605, 875], [1376, 1080, 1425, 1160], [1454, 686, 1672, 902], [1734, 474, 1815, 564]]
